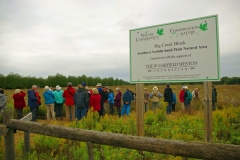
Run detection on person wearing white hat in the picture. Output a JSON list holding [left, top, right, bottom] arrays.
[[149, 86, 163, 112], [43, 86, 56, 121], [96, 83, 104, 116], [53, 85, 64, 120], [179, 86, 185, 113], [183, 86, 192, 114], [13, 89, 26, 119]]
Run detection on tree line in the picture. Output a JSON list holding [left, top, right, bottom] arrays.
[[0, 73, 130, 89], [0, 73, 239, 89]]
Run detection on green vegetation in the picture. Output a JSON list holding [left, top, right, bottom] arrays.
[[0, 73, 129, 89]]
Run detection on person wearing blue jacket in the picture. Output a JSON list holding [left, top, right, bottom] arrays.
[[43, 86, 55, 121], [108, 89, 115, 115], [54, 85, 65, 120], [28, 85, 39, 121], [172, 92, 177, 112], [121, 88, 132, 116]]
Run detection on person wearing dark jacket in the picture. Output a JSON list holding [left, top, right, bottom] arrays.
[[121, 88, 132, 116], [28, 85, 39, 121], [0, 88, 7, 113], [212, 86, 217, 111], [164, 84, 173, 114], [13, 89, 26, 119], [114, 87, 122, 117], [96, 83, 104, 117], [74, 84, 89, 120]]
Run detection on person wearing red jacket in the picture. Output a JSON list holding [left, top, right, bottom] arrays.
[[90, 88, 101, 115], [179, 86, 185, 113], [63, 82, 76, 121], [13, 89, 26, 119]]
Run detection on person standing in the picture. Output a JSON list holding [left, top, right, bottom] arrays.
[[74, 84, 89, 120], [0, 88, 7, 113], [63, 82, 76, 121], [192, 88, 200, 100], [212, 86, 217, 111], [179, 86, 185, 113], [121, 88, 132, 116], [53, 85, 64, 120], [43, 86, 56, 121], [103, 86, 109, 114], [143, 88, 150, 112], [150, 86, 162, 112], [90, 88, 101, 114], [108, 89, 114, 115], [96, 83, 104, 117], [184, 86, 192, 114], [114, 87, 122, 117], [13, 89, 26, 119], [28, 85, 40, 121], [172, 92, 177, 112], [164, 84, 173, 114], [80, 82, 90, 113]]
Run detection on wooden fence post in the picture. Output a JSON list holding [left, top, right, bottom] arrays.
[[20, 112, 32, 156], [24, 132, 30, 155], [3, 109, 15, 160], [204, 81, 212, 142], [136, 83, 144, 136], [87, 141, 94, 160]]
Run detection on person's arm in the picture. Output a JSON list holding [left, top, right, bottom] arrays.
[[158, 92, 163, 98]]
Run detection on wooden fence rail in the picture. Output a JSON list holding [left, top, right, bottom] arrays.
[[5, 119, 240, 160]]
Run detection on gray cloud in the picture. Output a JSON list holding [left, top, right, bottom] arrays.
[[0, 0, 240, 81]]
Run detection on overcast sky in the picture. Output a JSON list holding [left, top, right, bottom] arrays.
[[0, 0, 240, 81]]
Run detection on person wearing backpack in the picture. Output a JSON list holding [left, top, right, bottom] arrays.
[[183, 86, 192, 114], [150, 86, 162, 112]]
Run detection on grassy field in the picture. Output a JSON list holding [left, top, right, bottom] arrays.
[[1, 84, 240, 160]]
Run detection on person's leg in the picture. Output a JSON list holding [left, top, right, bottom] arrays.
[[80, 107, 87, 119], [146, 102, 149, 112], [16, 109, 21, 119], [46, 104, 50, 121], [121, 104, 126, 115], [156, 102, 159, 110], [181, 102, 184, 113], [55, 103, 59, 119], [59, 103, 63, 120], [50, 104, 56, 120], [109, 103, 113, 115], [71, 105, 76, 121], [65, 106, 70, 121], [76, 107, 80, 120], [172, 103, 175, 112], [104, 103, 108, 115], [30, 107, 36, 121], [152, 102, 156, 112], [126, 104, 131, 116], [117, 107, 121, 117]]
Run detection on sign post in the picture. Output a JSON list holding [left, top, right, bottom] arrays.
[[130, 15, 219, 141]]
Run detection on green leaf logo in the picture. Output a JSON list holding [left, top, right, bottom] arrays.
[[157, 28, 164, 36], [199, 22, 208, 31]]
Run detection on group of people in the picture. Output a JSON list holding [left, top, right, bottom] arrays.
[[143, 84, 217, 114], [4, 82, 135, 122], [143, 84, 177, 114], [0, 84, 218, 122]]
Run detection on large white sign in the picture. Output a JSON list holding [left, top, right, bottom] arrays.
[[130, 15, 220, 83]]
